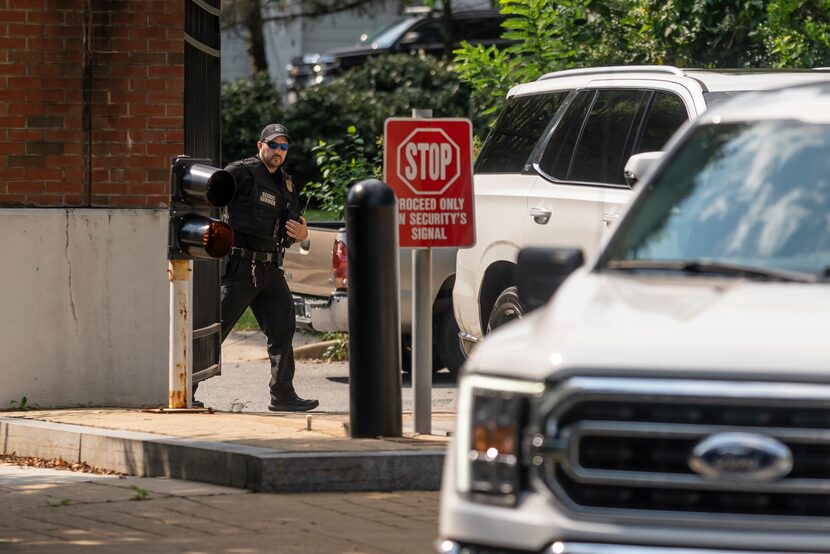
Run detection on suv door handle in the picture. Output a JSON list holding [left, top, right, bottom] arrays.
[[530, 207, 552, 224], [602, 213, 620, 227]]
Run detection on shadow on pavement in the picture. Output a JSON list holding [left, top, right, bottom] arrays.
[[326, 371, 457, 387]]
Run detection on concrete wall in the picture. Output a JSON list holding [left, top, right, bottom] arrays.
[[0, 209, 169, 408]]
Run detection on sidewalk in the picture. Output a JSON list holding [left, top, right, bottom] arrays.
[[1, 332, 457, 493]]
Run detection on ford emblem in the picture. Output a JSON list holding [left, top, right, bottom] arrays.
[[688, 432, 793, 481]]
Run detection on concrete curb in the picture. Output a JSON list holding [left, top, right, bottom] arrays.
[[293, 339, 342, 360], [0, 417, 444, 492]]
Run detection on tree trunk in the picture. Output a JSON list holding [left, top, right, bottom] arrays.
[[442, 0, 453, 57], [245, 0, 268, 74]]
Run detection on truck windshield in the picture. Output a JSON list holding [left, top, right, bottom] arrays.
[[602, 120, 830, 279], [360, 18, 416, 49]]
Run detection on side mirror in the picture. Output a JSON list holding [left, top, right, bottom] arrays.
[[624, 151, 664, 188], [517, 247, 584, 312]]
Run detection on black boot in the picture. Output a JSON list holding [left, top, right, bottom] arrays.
[[268, 394, 319, 412]]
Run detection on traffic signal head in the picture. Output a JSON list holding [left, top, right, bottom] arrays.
[[169, 156, 236, 260]]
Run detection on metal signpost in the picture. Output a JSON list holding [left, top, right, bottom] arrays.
[[384, 115, 475, 434]]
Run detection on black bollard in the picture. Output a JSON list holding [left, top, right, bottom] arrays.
[[346, 179, 402, 438]]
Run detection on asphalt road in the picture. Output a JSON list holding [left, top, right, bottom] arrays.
[[195, 330, 458, 419]]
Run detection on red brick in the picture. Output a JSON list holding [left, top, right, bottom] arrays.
[[0, 63, 26, 76], [110, 168, 144, 181], [92, 183, 132, 195], [60, 195, 85, 206], [46, 154, 84, 168], [0, 115, 26, 127], [27, 37, 65, 50], [147, 117, 180, 129], [128, 183, 167, 198], [7, 23, 43, 36], [9, 76, 44, 89], [0, 37, 26, 50], [0, 142, 25, 156], [8, 129, 44, 141], [29, 195, 66, 206], [147, 39, 184, 52], [109, 90, 145, 104], [29, 88, 68, 103], [0, 167, 26, 179], [1, 10, 25, 23], [46, 24, 84, 38], [7, 181, 45, 193], [44, 49, 83, 63], [46, 182, 84, 193], [0, 195, 28, 206], [26, 167, 64, 179], [61, 143, 83, 156], [106, 143, 147, 156], [8, 49, 43, 64], [8, 104, 44, 116]]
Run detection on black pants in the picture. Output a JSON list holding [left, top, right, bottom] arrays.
[[220, 256, 297, 401]]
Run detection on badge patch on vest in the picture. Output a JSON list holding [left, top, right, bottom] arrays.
[[259, 191, 277, 206], [286, 176, 294, 193]]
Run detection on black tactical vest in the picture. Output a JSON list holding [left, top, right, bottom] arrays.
[[225, 157, 298, 244]]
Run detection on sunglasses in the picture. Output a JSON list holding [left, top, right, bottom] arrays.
[[265, 141, 289, 151]]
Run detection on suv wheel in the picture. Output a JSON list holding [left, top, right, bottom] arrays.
[[486, 286, 524, 333]]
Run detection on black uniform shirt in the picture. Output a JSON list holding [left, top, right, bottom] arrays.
[[225, 156, 300, 253]]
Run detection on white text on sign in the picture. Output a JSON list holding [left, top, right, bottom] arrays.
[[404, 143, 453, 181], [399, 197, 467, 241]]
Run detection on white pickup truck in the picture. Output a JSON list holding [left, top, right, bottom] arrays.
[[453, 65, 830, 354], [440, 80, 830, 553], [283, 221, 465, 374]]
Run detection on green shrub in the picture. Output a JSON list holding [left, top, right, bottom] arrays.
[[304, 126, 382, 219], [283, 52, 482, 188]]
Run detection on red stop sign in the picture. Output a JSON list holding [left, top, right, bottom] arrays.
[[384, 118, 475, 249], [395, 128, 461, 195]]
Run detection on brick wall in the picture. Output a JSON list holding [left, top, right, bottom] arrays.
[[0, 0, 184, 207]]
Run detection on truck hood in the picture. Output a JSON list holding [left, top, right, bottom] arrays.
[[467, 271, 830, 383]]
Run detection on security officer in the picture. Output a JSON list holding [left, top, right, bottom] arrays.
[[200, 123, 318, 412]]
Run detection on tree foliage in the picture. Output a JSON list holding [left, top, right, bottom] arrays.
[[220, 52, 480, 203], [454, 0, 830, 120], [304, 126, 382, 219], [220, 72, 285, 165], [282, 52, 479, 185]]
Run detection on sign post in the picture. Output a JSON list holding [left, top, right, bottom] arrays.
[[384, 115, 475, 434]]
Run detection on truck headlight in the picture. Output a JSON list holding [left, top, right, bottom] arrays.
[[456, 374, 544, 506]]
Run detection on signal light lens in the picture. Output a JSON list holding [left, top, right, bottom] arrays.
[[175, 216, 234, 259]]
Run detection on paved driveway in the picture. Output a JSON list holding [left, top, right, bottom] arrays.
[[0, 463, 440, 553]]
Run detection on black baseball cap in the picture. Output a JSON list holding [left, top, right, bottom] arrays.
[[260, 123, 290, 143]]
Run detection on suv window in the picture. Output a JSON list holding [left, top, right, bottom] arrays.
[[539, 89, 687, 185], [568, 89, 649, 184], [537, 90, 594, 180], [476, 91, 569, 174], [636, 91, 689, 153]]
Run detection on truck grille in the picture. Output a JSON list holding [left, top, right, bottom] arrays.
[[538, 377, 830, 521]]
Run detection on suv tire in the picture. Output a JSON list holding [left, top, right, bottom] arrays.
[[486, 286, 524, 333]]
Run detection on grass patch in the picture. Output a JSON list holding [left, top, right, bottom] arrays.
[[233, 307, 259, 331], [304, 208, 340, 222]]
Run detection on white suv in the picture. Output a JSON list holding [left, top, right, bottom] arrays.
[[454, 66, 830, 352], [440, 80, 830, 553]]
